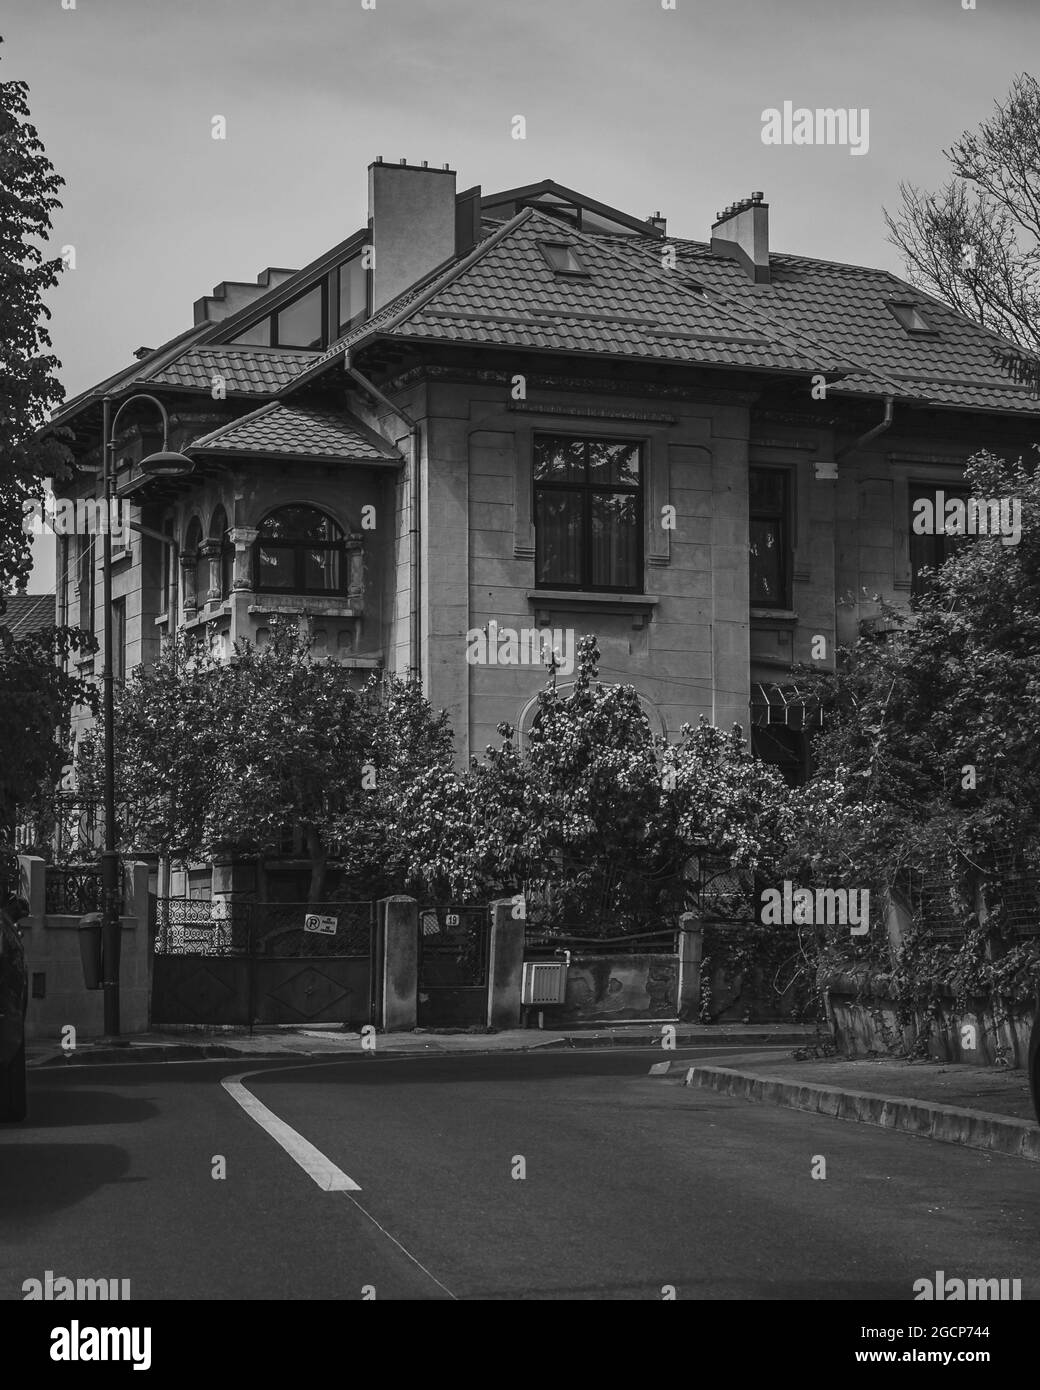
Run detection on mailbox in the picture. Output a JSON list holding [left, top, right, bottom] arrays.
[[77, 913, 103, 991]]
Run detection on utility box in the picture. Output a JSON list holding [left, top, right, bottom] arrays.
[[522, 960, 568, 1006]]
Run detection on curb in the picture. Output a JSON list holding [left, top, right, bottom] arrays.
[[30, 1045, 298, 1068], [664, 1063, 1040, 1162], [545, 1029, 821, 1050]]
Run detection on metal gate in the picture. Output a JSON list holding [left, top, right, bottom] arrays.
[[417, 903, 490, 1027], [152, 899, 374, 1027]]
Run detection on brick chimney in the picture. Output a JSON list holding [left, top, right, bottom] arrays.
[[710, 192, 769, 284], [369, 157, 457, 310]]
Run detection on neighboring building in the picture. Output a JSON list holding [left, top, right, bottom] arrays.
[[42, 160, 1040, 881], [2, 592, 56, 638]]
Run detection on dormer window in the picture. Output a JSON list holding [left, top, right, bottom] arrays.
[[539, 242, 591, 277], [888, 301, 937, 336]]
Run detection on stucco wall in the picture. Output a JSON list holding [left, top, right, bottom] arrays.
[[552, 952, 679, 1023]]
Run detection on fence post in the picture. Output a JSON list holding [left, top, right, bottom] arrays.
[[487, 898, 525, 1030], [378, 895, 418, 1032], [17, 855, 46, 924], [678, 912, 703, 1021]]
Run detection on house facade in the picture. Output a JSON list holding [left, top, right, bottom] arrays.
[[44, 160, 1040, 889]]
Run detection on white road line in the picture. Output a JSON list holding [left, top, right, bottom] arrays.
[[221, 1073, 361, 1191]]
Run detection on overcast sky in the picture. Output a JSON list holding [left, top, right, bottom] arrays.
[[6, 0, 1038, 587]]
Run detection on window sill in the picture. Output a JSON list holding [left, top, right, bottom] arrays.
[[750, 608, 798, 622], [527, 589, 658, 629]]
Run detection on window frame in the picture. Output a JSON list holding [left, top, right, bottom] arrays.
[[886, 300, 940, 338], [908, 480, 973, 597], [537, 241, 592, 278], [532, 433, 644, 595], [749, 465, 792, 611], [253, 506, 349, 598]]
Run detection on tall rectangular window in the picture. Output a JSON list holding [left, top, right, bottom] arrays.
[[78, 537, 95, 632], [533, 436, 642, 592], [337, 257, 367, 335], [111, 598, 126, 684], [749, 468, 790, 609], [909, 483, 972, 597]]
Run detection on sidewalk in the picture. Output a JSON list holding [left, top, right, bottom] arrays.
[[26, 1021, 822, 1068], [651, 1051, 1040, 1162]]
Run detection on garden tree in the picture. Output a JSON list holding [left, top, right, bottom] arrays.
[[394, 636, 795, 927], [0, 36, 70, 598], [0, 40, 95, 875], [76, 621, 455, 902], [885, 72, 1040, 361], [0, 623, 97, 855], [788, 449, 1040, 1028]]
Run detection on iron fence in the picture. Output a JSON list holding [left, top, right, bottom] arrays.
[[44, 864, 125, 916], [153, 898, 373, 956]]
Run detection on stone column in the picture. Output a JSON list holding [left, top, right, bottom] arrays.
[[678, 912, 703, 1021], [199, 539, 222, 605], [180, 552, 198, 620], [229, 526, 257, 592]]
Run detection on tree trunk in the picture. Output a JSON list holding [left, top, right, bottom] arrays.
[[304, 825, 327, 903]]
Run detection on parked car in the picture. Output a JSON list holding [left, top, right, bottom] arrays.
[[1030, 1001, 1040, 1126], [0, 896, 29, 1122]]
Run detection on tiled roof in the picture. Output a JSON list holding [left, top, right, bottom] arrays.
[[189, 402, 401, 462], [2, 593, 55, 635], [599, 235, 1040, 415], [354, 210, 847, 376], [146, 347, 317, 395], [290, 208, 1040, 417]]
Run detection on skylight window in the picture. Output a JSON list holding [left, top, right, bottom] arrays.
[[539, 242, 591, 277], [888, 301, 937, 335]]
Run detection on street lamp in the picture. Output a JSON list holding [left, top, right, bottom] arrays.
[[99, 392, 193, 1040]]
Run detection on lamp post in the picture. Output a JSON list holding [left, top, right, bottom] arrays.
[[98, 392, 193, 1040]]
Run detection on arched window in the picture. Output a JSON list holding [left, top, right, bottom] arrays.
[[255, 505, 346, 595], [209, 506, 234, 599]]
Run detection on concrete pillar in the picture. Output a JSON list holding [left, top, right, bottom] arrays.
[[123, 861, 151, 922], [678, 912, 703, 1021], [378, 895, 417, 1031], [17, 855, 46, 924], [487, 898, 525, 1030]]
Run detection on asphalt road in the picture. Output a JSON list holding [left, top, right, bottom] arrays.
[[3, 1046, 1039, 1301]]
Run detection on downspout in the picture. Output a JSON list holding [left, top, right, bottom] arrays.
[[834, 394, 894, 461], [343, 355, 422, 685]]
